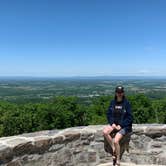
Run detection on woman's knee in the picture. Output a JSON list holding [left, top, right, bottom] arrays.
[[103, 126, 113, 136], [114, 134, 123, 144], [103, 129, 109, 136], [114, 138, 120, 145]]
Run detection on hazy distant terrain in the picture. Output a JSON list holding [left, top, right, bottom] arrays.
[[0, 76, 166, 103]]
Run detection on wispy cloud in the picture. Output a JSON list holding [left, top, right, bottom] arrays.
[[138, 69, 150, 75], [136, 69, 166, 76]]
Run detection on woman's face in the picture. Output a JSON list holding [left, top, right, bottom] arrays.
[[116, 91, 124, 98]]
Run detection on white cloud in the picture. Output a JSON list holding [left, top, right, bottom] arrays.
[[138, 69, 150, 75]]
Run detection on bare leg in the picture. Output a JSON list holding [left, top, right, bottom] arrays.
[[103, 125, 115, 152], [114, 133, 123, 165]]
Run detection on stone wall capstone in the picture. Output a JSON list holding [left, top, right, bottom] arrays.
[[0, 124, 166, 166]]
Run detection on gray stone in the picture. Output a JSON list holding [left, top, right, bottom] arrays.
[[0, 144, 13, 164], [52, 135, 64, 144], [63, 131, 80, 142], [0, 124, 166, 165], [48, 143, 64, 152], [6, 160, 22, 166], [88, 150, 97, 162], [33, 136, 53, 154]]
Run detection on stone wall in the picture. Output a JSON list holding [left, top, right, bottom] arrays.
[[0, 124, 166, 166]]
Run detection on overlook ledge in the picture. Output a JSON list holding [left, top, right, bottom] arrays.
[[97, 162, 164, 166], [0, 124, 166, 166]]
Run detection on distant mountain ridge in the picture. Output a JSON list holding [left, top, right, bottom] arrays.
[[1, 75, 166, 80]]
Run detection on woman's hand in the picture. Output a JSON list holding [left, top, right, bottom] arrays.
[[116, 125, 121, 130], [111, 124, 121, 131], [112, 123, 117, 129]]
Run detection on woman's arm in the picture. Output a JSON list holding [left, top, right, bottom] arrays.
[[106, 101, 114, 125], [120, 101, 133, 128]]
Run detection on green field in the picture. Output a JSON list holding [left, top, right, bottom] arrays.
[[0, 76, 166, 103]]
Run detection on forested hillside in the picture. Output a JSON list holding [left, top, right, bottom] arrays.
[[0, 94, 166, 137]]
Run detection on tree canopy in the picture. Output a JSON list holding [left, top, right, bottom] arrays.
[[0, 94, 165, 137]]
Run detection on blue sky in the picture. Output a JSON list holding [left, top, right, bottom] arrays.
[[0, 0, 166, 77]]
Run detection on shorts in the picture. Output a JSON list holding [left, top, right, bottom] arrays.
[[103, 125, 127, 137], [118, 128, 127, 136]]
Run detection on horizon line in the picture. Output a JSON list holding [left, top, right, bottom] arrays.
[[0, 75, 166, 78]]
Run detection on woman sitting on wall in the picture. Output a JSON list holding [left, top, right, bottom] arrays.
[[103, 86, 133, 166]]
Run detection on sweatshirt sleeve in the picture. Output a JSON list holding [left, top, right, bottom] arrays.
[[120, 101, 133, 128], [107, 101, 114, 125]]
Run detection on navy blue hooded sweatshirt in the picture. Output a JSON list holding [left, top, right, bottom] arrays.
[[107, 98, 133, 133]]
